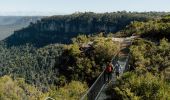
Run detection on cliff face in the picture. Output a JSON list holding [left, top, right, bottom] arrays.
[[35, 22, 116, 33], [30, 18, 122, 34], [4, 12, 160, 47]]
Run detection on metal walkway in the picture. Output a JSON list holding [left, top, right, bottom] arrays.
[[96, 53, 130, 100], [96, 38, 131, 100], [81, 37, 132, 100]]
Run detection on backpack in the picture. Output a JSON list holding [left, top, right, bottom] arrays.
[[106, 64, 113, 73]]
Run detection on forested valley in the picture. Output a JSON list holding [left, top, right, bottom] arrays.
[[1, 12, 170, 99], [0, 34, 120, 99]]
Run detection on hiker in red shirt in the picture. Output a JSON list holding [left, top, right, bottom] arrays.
[[105, 62, 113, 82]]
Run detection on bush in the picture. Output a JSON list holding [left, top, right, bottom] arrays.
[[58, 36, 120, 85], [110, 71, 170, 100], [93, 37, 120, 64], [48, 81, 88, 100], [129, 38, 170, 73], [0, 75, 46, 100]]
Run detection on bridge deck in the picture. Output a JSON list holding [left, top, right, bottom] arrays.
[[96, 38, 131, 100], [80, 37, 132, 100], [96, 54, 129, 100]]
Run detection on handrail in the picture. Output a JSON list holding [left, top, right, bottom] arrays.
[[123, 53, 130, 72], [80, 69, 106, 100], [80, 38, 132, 100], [80, 50, 120, 100], [123, 40, 132, 72], [95, 52, 131, 100]]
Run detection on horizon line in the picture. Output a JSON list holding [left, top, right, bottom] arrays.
[[0, 11, 170, 16]]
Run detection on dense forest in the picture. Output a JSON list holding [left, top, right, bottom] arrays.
[[4, 12, 169, 47], [0, 33, 120, 99], [1, 12, 170, 99]]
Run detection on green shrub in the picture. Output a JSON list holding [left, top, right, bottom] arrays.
[[111, 72, 170, 100], [49, 81, 88, 100], [130, 38, 170, 73], [0, 75, 46, 100]]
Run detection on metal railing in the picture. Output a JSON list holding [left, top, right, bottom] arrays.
[[123, 40, 132, 72], [80, 69, 106, 100], [81, 39, 132, 100], [123, 54, 130, 72], [81, 52, 119, 100]]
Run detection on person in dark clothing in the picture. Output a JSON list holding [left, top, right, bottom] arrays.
[[114, 62, 121, 77], [105, 62, 113, 82]]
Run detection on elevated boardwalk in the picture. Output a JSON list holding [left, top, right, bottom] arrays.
[[96, 53, 129, 100], [96, 38, 131, 100], [81, 37, 132, 100]]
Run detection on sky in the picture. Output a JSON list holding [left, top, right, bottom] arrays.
[[0, 0, 170, 16]]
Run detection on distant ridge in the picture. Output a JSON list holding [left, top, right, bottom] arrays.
[[4, 12, 169, 47], [0, 11, 68, 16], [0, 16, 43, 40]]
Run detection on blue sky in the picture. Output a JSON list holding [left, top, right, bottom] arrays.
[[0, 0, 170, 15]]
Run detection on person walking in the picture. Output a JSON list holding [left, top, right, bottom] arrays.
[[105, 62, 113, 82], [114, 62, 121, 77]]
